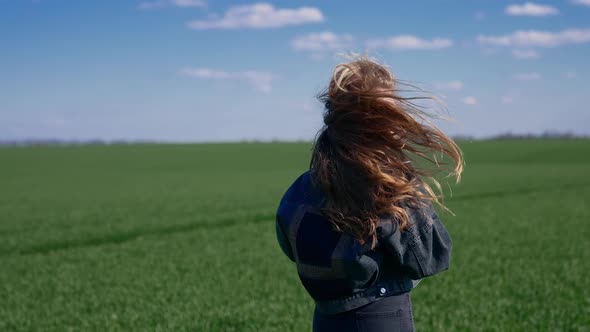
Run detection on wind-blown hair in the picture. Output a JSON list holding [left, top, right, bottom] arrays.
[[310, 55, 464, 249]]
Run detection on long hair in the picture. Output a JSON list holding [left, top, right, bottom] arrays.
[[310, 55, 464, 249]]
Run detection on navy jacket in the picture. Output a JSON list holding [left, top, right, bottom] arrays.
[[275, 171, 453, 314]]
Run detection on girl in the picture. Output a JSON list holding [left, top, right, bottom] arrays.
[[275, 55, 463, 332]]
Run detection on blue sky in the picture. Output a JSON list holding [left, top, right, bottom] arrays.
[[1, 0, 589, 141]]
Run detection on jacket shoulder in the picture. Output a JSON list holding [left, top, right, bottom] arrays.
[[277, 171, 323, 226]]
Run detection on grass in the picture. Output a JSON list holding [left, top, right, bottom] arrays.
[[0, 139, 589, 331]]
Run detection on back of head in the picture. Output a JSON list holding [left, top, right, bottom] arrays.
[[311, 55, 463, 248]]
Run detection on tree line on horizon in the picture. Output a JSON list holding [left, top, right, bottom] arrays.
[[0, 131, 588, 146]]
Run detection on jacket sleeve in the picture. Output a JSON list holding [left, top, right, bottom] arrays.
[[276, 215, 295, 262], [376, 202, 453, 280]]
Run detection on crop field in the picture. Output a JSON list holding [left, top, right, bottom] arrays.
[[0, 139, 589, 331]]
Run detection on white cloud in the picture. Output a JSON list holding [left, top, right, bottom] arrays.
[[434, 80, 464, 90], [181, 67, 274, 93], [572, 0, 590, 7], [512, 49, 540, 59], [291, 32, 354, 52], [42, 114, 71, 128], [474, 11, 486, 20], [301, 101, 318, 114], [477, 28, 590, 48], [505, 2, 559, 16], [139, 0, 206, 10], [187, 3, 324, 29], [513, 72, 542, 81], [309, 53, 327, 61], [563, 71, 577, 79], [462, 96, 478, 105], [501, 96, 514, 104], [367, 35, 452, 50]]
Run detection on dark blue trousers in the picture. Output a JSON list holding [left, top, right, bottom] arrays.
[[312, 292, 415, 332]]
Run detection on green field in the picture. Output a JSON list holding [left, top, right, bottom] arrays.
[[1, 140, 589, 331]]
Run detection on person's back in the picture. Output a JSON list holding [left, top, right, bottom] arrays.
[[275, 55, 464, 332]]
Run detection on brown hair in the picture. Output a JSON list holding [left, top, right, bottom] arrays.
[[310, 55, 464, 248]]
